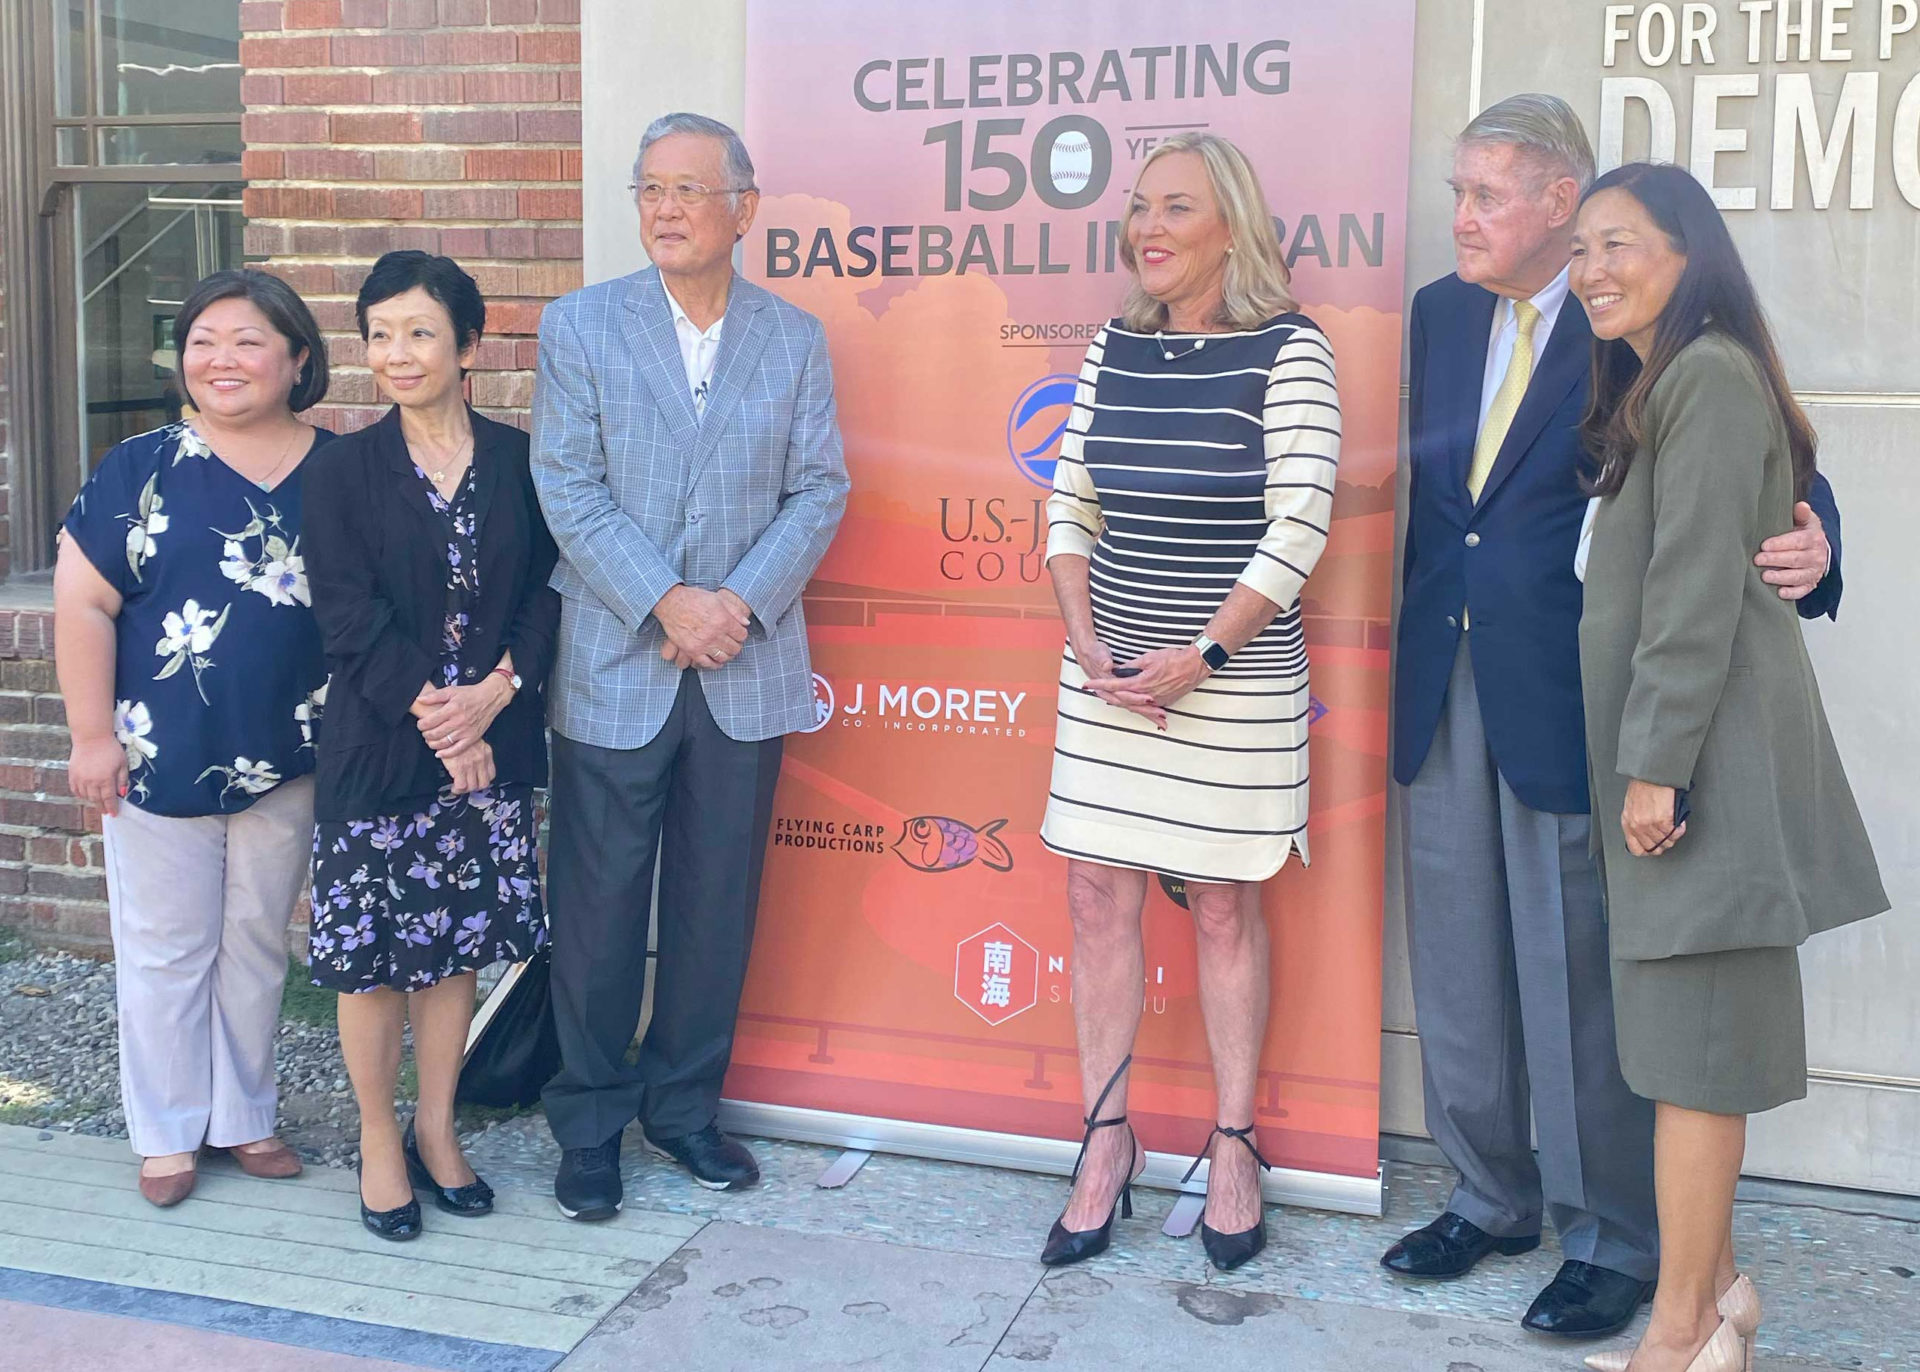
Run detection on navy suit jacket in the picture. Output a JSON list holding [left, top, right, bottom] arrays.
[[1393, 273, 1843, 815]]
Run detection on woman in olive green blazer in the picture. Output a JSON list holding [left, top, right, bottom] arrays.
[[1570, 164, 1885, 1372]]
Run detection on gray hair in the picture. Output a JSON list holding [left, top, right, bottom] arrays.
[[633, 112, 758, 201], [1458, 93, 1596, 191]]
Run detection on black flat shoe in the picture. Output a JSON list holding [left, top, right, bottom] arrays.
[[643, 1123, 760, 1191], [404, 1119, 494, 1217], [1380, 1210, 1540, 1279], [1184, 1122, 1272, 1273], [1040, 1054, 1145, 1268], [356, 1157, 423, 1242], [1522, 1260, 1657, 1338]]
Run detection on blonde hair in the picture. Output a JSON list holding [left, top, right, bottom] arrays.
[[1118, 132, 1295, 332]]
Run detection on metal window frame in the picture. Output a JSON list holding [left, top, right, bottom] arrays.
[[0, 1, 241, 571]]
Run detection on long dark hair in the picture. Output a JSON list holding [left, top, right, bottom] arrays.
[[1578, 162, 1815, 499]]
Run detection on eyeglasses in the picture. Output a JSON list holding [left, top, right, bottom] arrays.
[[629, 181, 752, 206]]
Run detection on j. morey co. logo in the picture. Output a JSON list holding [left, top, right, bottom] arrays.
[[803, 672, 1028, 740]]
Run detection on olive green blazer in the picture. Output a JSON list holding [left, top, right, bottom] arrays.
[[1579, 332, 1887, 961]]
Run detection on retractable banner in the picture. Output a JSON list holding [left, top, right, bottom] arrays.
[[724, 0, 1415, 1207]]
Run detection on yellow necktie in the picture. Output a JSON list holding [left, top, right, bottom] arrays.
[[1468, 300, 1541, 502]]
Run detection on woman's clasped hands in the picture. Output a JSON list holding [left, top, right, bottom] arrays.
[[1077, 639, 1214, 732], [413, 675, 512, 794]]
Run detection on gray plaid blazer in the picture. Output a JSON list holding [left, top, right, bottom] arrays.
[[531, 267, 848, 749]]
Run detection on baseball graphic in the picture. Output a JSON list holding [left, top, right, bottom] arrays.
[[1048, 130, 1094, 195]]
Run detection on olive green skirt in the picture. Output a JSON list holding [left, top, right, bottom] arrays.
[[1611, 944, 1808, 1116]]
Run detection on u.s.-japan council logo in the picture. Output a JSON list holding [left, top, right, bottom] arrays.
[[1006, 374, 1078, 489]]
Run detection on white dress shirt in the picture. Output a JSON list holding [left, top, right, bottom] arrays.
[[1478, 264, 1573, 436], [1469, 266, 1599, 581], [663, 279, 724, 417]]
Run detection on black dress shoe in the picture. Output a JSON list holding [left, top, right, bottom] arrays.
[[554, 1129, 624, 1221], [356, 1158, 423, 1242], [1522, 1260, 1657, 1338], [644, 1123, 760, 1191], [1380, 1210, 1540, 1279], [404, 1119, 494, 1217]]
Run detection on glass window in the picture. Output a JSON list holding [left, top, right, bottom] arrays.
[[74, 181, 242, 466], [94, 0, 241, 118], [7, 2, 248, 566], [98, 122, 243, 166]]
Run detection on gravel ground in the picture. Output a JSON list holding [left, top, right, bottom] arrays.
[[0, 946, 512, 1167]]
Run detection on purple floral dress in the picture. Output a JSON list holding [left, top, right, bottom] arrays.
[[307, 464, 545, 993]]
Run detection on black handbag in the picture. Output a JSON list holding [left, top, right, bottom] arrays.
[[458, 946, 561, 1109]]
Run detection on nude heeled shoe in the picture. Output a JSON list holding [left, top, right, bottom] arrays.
[[1583, 1306, 1752, 1372], [1717, 1275, 1761, 1371]]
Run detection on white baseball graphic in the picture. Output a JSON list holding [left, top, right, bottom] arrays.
[[1049, 131, 1094, 194]]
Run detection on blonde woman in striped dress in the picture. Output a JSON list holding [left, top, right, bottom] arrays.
[[1038, 133, 1340, 1273]]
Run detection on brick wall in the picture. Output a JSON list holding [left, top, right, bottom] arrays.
[[0, 611, 109, 951], [238, 0, 584, 436]]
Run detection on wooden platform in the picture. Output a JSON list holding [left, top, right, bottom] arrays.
[[0, 1124, 701, 1355]]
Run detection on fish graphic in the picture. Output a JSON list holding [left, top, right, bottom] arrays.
[[892, 817, 1015, 874]]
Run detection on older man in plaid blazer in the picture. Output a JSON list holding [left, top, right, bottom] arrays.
[[531, 112, 848, 1220]]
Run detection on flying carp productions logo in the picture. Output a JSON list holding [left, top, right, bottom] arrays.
[[892, 816, 1014, 874], [1006, 373, 1078, 489]]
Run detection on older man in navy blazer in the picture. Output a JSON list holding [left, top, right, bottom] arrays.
[[1384, 95, 1841, 1338], [532, 113, 848, 1220]]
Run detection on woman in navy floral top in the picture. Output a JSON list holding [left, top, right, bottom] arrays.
[[53, 270, 332, 1208], [304, 252, 558, 1240]]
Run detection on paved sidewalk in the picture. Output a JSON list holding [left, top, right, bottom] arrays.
[[3, 1117, 1915, 1370]]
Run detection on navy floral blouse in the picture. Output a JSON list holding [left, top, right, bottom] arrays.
[[62, 422, 332, 818]]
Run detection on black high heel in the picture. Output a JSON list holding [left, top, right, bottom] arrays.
[[404, 1118, 494, 1217], [1041, 1054, 1145, 1267], [1183, 1123, 1273, 1272], [357, 1153, 423, 1242]]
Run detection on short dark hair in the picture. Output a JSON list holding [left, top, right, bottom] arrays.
[[355, 250, 487, 361], [173, 269, 330, 413]]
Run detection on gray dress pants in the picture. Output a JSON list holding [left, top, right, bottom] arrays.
[[1401, 642, 1657, 1280], [542, 671, 784, 1150]]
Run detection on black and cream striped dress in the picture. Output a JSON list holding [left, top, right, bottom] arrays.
[[1041, 315, 1340, 883]]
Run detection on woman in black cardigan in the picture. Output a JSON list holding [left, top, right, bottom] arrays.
[[304, 252, 559, 1240]]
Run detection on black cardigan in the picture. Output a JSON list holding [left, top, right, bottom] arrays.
[[303, 406, 560, 821]]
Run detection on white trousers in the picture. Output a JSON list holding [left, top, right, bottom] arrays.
[[101, 776, 313, 1157]]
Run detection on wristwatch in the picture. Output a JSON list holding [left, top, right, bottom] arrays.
[[491, 666, 523, 693], [1192, 633, 1231, 672]]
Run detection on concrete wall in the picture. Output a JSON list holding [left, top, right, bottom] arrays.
[[579, 0, 1920, 1194]]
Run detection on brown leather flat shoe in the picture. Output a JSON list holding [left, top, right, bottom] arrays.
[[138, 1164, 197, 1207], [228, 1140, 303, 1179]]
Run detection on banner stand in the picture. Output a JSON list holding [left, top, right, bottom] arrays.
[[718, 1099, 1384, 1217]]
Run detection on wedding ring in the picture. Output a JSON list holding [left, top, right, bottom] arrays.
[[444, 732, 456, 746]]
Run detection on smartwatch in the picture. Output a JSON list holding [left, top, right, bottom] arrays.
[[1192, 633, 1231, 672]]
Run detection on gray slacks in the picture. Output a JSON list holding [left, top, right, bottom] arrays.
[[1401, 642, 1657, 1280], [101, 776, 312, 1157], [542, 671, 784, 1150]]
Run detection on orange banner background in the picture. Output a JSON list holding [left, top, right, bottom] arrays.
[[728, 0, 1416, 1183]]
